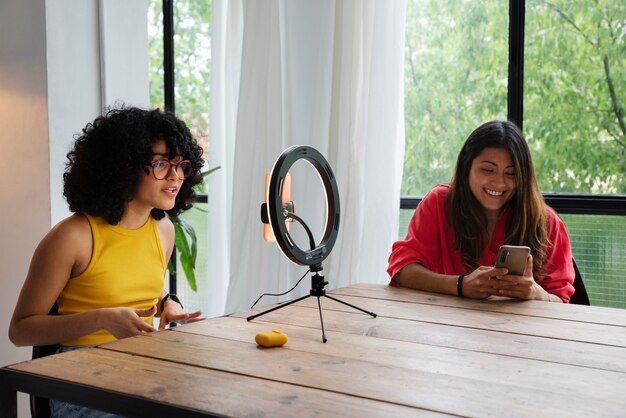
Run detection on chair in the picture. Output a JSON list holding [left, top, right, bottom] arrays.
[[30, 303, 60, 418], [569, 258, 590, 306]]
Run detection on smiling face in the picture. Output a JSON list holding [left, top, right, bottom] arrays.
[[468, 147, 517, 217]]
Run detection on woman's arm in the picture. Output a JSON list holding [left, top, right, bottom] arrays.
[[395, 263, 507, 300], [155, 216, 176, 316], [155, 217, 204, 329], [395, 263, 459, 295], [9, 215, 156, 346], [537, 207, 576, 302]]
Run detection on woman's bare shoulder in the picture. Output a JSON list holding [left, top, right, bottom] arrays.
[[155, 216, 175, 260], [48, 213, 92, 240], [33, 213, 93, 260], [155, 216, 174, 235], [37, 213, 93, 276]]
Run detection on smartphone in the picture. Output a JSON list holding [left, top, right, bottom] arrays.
[[494, 245, 531, 276], [263, 172, 291, 242]]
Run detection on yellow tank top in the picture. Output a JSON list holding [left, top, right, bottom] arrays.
[[57, 214, 166, 346]]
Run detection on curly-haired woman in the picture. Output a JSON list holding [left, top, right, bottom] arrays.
[[388, 120, 575, 302], [9, 107, 205, 417]]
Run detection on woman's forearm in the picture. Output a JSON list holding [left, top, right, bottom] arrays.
[[394, 263, 459, 296], [9, 309, 104, 347]]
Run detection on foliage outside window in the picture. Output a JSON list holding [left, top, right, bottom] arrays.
[[525, 0, 625, 194], [148, 0, 212, 299], [148, 0, 212, 166], [403, 0, 625, 197], [403, 0, 508, 197]]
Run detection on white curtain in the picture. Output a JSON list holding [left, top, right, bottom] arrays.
[[207, 0, 407, 316]]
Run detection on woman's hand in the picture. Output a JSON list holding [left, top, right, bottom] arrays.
[[99, 306, 158, 339], [158, 301, 205, 330], [462, 266, 508, 299], [490, 255, 550, 301]]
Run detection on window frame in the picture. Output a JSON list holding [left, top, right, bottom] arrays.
[[163, 0, 177, 291], [401, 0, 626, 215], [401, 194, 626, 216]]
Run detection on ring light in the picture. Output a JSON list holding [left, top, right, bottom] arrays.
[[266, 145, 340, 269], [251, 145, 376, 343]]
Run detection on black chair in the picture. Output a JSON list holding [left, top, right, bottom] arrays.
[[570, 258, 590, 305], [30, 303, 61, 418]]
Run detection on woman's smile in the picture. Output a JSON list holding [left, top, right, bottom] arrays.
[[469, 147, 517, 215]]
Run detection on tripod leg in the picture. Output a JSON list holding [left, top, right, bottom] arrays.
[[247, 294, 311, 321], [324, 294, 377, 318], [316, 296, 328, 343]]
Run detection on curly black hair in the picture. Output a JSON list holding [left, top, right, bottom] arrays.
[[63, 106, 204, 224]]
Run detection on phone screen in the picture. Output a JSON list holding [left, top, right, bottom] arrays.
[[263, 172, 291, 242]]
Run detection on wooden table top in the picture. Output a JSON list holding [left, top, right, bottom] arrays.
[[2, 283, 626, 417]]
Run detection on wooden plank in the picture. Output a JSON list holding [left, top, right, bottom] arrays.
[[6, 284, 626, 418], [233, 303, 626, 373], [2, 367, 210, 418], [100, 327, 626, 417], [272, 292, 626, 347], [329, 283, 626, 326], [172, 316, 626, 401], [6, 348, 429, 418]]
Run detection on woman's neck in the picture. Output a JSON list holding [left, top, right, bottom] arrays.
[[117, 206, 152, 230], [485, 209, 500, 245]]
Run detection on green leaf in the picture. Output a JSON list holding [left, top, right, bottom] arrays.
[[173, 220, 192, 258], [172, 218, 197, 291], [203, 165, 221, 178], [179, 248, 197, 292], [176, 217, 198, 267]]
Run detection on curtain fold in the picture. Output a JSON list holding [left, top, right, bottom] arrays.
[[205, 0, 242, 317], [209, 0, 407, 315]]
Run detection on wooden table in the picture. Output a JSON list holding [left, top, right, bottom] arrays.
[[2, 283, 626, 417]]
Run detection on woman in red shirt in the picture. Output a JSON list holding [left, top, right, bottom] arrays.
[[388, 120, 575, 302]]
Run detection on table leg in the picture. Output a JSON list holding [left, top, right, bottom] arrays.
[[0, 376, 18, 418]]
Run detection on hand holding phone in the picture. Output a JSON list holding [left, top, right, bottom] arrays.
[[494, 245, 530, 276]]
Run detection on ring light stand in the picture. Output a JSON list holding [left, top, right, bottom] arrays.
[[248, 145, 376, 343]]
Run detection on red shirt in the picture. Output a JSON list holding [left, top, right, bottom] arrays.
[[387, 185, 575, 302]]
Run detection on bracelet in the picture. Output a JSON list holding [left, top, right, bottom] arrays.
[[160, 293, 183, 312], [457, 275, 465, 297]]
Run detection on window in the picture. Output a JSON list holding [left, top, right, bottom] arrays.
[[402, 0, 626, 308], [148, 0, 212, 313], [525, 1, 626, 194], [148, 0, 211, 141], [403, 0, 508, 197]]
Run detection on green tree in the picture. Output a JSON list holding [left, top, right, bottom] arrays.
[[525, 0, 626, 193], [403, 0, 626, 196], [148, 0, 211, 158], [403, 0, 508, 197]]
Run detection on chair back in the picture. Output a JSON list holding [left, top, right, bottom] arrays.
[[570, 258, 590, 305], [30, 303, 60, 418]]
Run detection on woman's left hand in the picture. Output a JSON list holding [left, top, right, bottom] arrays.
[[158, 302, 205, 330], [491, 255, 549, 301]]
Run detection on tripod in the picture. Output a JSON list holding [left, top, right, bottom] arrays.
[[246, 264, 377, 343]]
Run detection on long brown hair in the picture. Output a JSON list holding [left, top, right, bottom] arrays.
[[446, 120, 548, 274]]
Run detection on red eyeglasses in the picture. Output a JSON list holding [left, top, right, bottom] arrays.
[[149, 160, 192, 180]]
